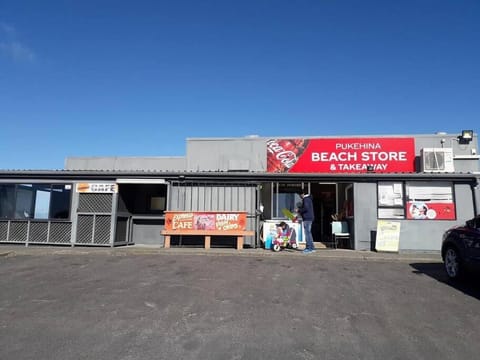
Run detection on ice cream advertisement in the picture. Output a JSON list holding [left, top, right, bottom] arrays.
[[406, 202, 455, 220]]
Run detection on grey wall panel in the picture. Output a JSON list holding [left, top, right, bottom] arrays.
[[132, 219, 164, 246], [224, 187, 232, 210], [453, 159, 480, 173], [65, 157, 186, 171], [186, 138, 266, 171], [397, 183, 474, 251], [455, 183, 476, 220], [196, 186, 205, 210], [115, 217, 128, 243], [475, 181, 480, 215], [353, 183, 378, 251], [354, 182, 477, 252], [168, 183, 257, 246]]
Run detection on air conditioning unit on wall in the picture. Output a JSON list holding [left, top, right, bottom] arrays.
[[421, 148, 455, 173]]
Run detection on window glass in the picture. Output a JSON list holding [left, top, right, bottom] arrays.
[[0, 185, 15, 218], [150, 196, 166, 211], [406, 181, 455, 220], [16, 185, 34, 218], [50, 185, 71, 219], [378, 182, 405, 219], [118, 184, 167, 215], [34, 190, 50, 219], [378, 208, 404, 219], [0, 183, 71, 220], [272, 183, 303, 218]]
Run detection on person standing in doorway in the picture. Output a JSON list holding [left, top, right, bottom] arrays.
[[298, 190, 315, 253]]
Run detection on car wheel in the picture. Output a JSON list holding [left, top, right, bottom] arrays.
[[444, 246, 463, 280]]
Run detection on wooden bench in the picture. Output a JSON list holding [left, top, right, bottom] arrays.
[[160, 230, 255, 250]]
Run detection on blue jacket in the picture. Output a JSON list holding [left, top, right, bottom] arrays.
[[299, 194, 315, 221]]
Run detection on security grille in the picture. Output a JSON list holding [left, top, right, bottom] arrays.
[[30, 222, 48, 243], [94, 215, 111, 245], [78, 193, 113, 213], [0, 220, 72, 244], [10, 221, 28, 242], [49, 222, 72, 244], [75, 214, 111, 245], [0, 221, 7, 241], [76, 215, 94, 244]]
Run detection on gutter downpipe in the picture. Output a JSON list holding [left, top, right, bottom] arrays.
[[473, 175, 480, 217]]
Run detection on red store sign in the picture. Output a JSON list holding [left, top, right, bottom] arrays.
[[267, 138, 416, 173]]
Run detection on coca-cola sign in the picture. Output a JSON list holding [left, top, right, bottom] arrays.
[[267, 139, 309, 173], [267, 137, 416, 173]]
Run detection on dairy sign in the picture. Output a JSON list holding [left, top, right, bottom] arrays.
[[164, 211, 247, 232], [267, 138, 415, 173]]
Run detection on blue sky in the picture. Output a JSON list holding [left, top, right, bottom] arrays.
[[1, 0, 479, 170]]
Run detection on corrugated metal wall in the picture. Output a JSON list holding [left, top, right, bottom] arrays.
[[168, 181, 258, 246]]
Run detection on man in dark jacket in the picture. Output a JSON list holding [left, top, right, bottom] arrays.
[[298, 190, 315, 253]]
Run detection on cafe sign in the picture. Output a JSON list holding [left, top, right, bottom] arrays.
[[164, 211, 247, 232], [76, 183, 118, 193]]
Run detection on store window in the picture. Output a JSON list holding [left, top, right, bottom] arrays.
[[118, 184, 167, 215], [377, 182, 405, 219], [0, 183, 72, 220], [406, 181, 455, 220], [150, 196, 166, 212], [377, 181, 456, 220], [272, 183, 303, 219]]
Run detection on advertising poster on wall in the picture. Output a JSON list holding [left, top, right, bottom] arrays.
[[375, 220, 401, 252], [406, 202, 455, 220], [406, 182, 455, 220], [267, 137, 416, 173], [262, 220, 304, 249]]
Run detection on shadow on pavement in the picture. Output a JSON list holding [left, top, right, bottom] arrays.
[[410, 262, 480, 301]]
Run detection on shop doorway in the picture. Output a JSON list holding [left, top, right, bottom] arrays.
[[116, 182, 167, 245], [310, 183, 353, 249], [258, 181, 354, 249]]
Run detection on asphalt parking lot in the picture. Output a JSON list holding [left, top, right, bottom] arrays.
[[1, 246, 479, 360]]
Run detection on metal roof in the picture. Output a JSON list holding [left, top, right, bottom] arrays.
[[0, 169, 478, 184]]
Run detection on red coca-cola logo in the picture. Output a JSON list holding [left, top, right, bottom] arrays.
[[267, 139, 309, 173]]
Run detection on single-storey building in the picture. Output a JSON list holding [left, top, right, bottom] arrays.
[[1, 131, 479, 252]]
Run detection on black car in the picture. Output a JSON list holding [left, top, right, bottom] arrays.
[[441, 215, 480, 280]]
